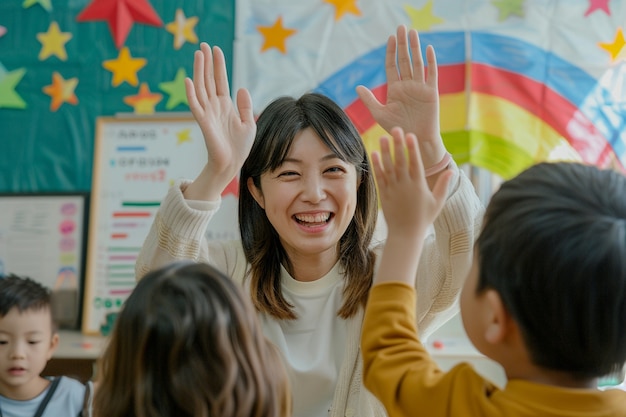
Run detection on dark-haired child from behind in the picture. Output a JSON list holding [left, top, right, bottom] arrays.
[[361, 128, 626, 416], [0, 274, 91, 417]]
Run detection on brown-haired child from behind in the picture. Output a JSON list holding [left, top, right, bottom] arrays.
[[94, 261, 291, 417]]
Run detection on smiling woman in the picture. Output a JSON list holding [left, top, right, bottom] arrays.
[[135, 25, 484, 417]]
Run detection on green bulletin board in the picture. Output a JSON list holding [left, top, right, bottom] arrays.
[[0, 0, 234, 192]]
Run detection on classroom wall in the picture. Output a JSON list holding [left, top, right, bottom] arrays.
[[0, 0, 234, 192], [1, 1, 625, 194]]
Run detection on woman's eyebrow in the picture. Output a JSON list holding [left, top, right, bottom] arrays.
[[282, 153, 340, 164]]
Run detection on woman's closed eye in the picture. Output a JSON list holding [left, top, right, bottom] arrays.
[[276, 170, 300, 178], [325, 166, 347, 175]]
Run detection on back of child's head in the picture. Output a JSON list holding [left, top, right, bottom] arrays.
[[476, 162, 626, 379], [94, 261, 291, 417], [0, 274, 51, 317]]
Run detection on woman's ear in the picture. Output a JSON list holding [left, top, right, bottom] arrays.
[[247, 177, 265, 209], [483, 289, 509, 344]]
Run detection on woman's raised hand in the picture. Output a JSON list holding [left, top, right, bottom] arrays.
[[357, 25, 445, 169], [184, 43, 257, 201]]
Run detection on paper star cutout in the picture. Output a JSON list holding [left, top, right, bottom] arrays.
[[584, 0, 611, 16], [123, 82, 162, 114], [42, 72, 79, 112], [491, 0, 525, 21], [159, 68, 188, 109], [599, 27, 626, 62], [23, 0, 52, 12], [176, 128, 192, 145], [222, 177, 239, 198], [405, 1, 444, 31], [76, 0, 163, 49], [0, 26, 6, 38], [323, 0, 362, 21], [37, 22, 72, 61], [165, 8, 198, 50], [102, 46, 147, 87], [257, 16, 297, 54], [0, 64, 27, 109]]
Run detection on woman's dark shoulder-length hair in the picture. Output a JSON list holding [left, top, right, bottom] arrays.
[[238, 92, 378, 320]]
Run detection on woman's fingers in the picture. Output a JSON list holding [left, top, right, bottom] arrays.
[[212, 46, 230, 97], [425, 45, 439, 90], [201, 43, 216, 98], [409, 29, 425, 83], [396, 25, 413, 80]]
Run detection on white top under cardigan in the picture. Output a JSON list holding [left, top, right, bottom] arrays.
[[135, 163, 484, 417]]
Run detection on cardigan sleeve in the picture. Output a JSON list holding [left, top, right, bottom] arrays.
[[135, 180, 220, 280]]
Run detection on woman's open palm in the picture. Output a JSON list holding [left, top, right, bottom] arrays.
[[185, 43, 257, 195]]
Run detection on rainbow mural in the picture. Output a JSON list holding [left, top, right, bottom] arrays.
[[234, 0, 626, 180], [315, 31, 626, 179]]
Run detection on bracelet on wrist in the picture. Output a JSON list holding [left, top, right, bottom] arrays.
[[424, 152, 452, 177]]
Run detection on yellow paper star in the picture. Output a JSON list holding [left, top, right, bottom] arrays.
[[37, 22, 72, 61], [123, 82, 162, 114], [102, 47, 147, 87], [599, 27, 626, 62], [165, 8, 198, 50], [257, 16, 297, 54], [42, 72, 79, 111], [405, 1, 444, 31], [176, 128, 192, 145], [323, 0, 362, 21]]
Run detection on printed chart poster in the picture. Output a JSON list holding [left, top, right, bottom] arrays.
[[83, 116, 239, 335], [0, 194, 87, 289]]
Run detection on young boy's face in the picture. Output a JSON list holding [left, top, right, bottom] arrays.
[[0, 307, 59, 397]]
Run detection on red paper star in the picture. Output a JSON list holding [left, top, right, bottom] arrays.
[[584, 0, 611, 16], [76, 0, 163, 49], [222, 177, 239, 198]]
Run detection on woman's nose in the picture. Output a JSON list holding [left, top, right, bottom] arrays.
[[301, 176, 326, 203]]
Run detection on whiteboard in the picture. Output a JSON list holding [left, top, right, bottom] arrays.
[[83, 116, 239, 335]]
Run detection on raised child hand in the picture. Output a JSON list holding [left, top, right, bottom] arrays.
[[372, 127, 451, 239], [184, 43, 257, 200]]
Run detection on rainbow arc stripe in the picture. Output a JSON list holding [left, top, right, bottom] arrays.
[[314, 31, 624, 179]]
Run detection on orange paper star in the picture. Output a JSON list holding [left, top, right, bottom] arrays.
[[257, 16, 297, 54], [76, 0, 162, 49], [42, 72, 79, 111], [598, 27, 626, 62], [165, 9, 198, 50], [37, 21, 72, 61], [323, 0, 362, 21], [123, 82, 162, 114], [102, 46, 147, 87]]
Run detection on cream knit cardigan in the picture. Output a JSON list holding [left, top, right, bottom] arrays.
[[136, 165, 484, 417]]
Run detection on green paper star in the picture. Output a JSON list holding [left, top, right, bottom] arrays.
[[158, 67, 189, 110], [23, 0, 52, 12], [0, 64, 27, 109], [492, 0, 525, 21]]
